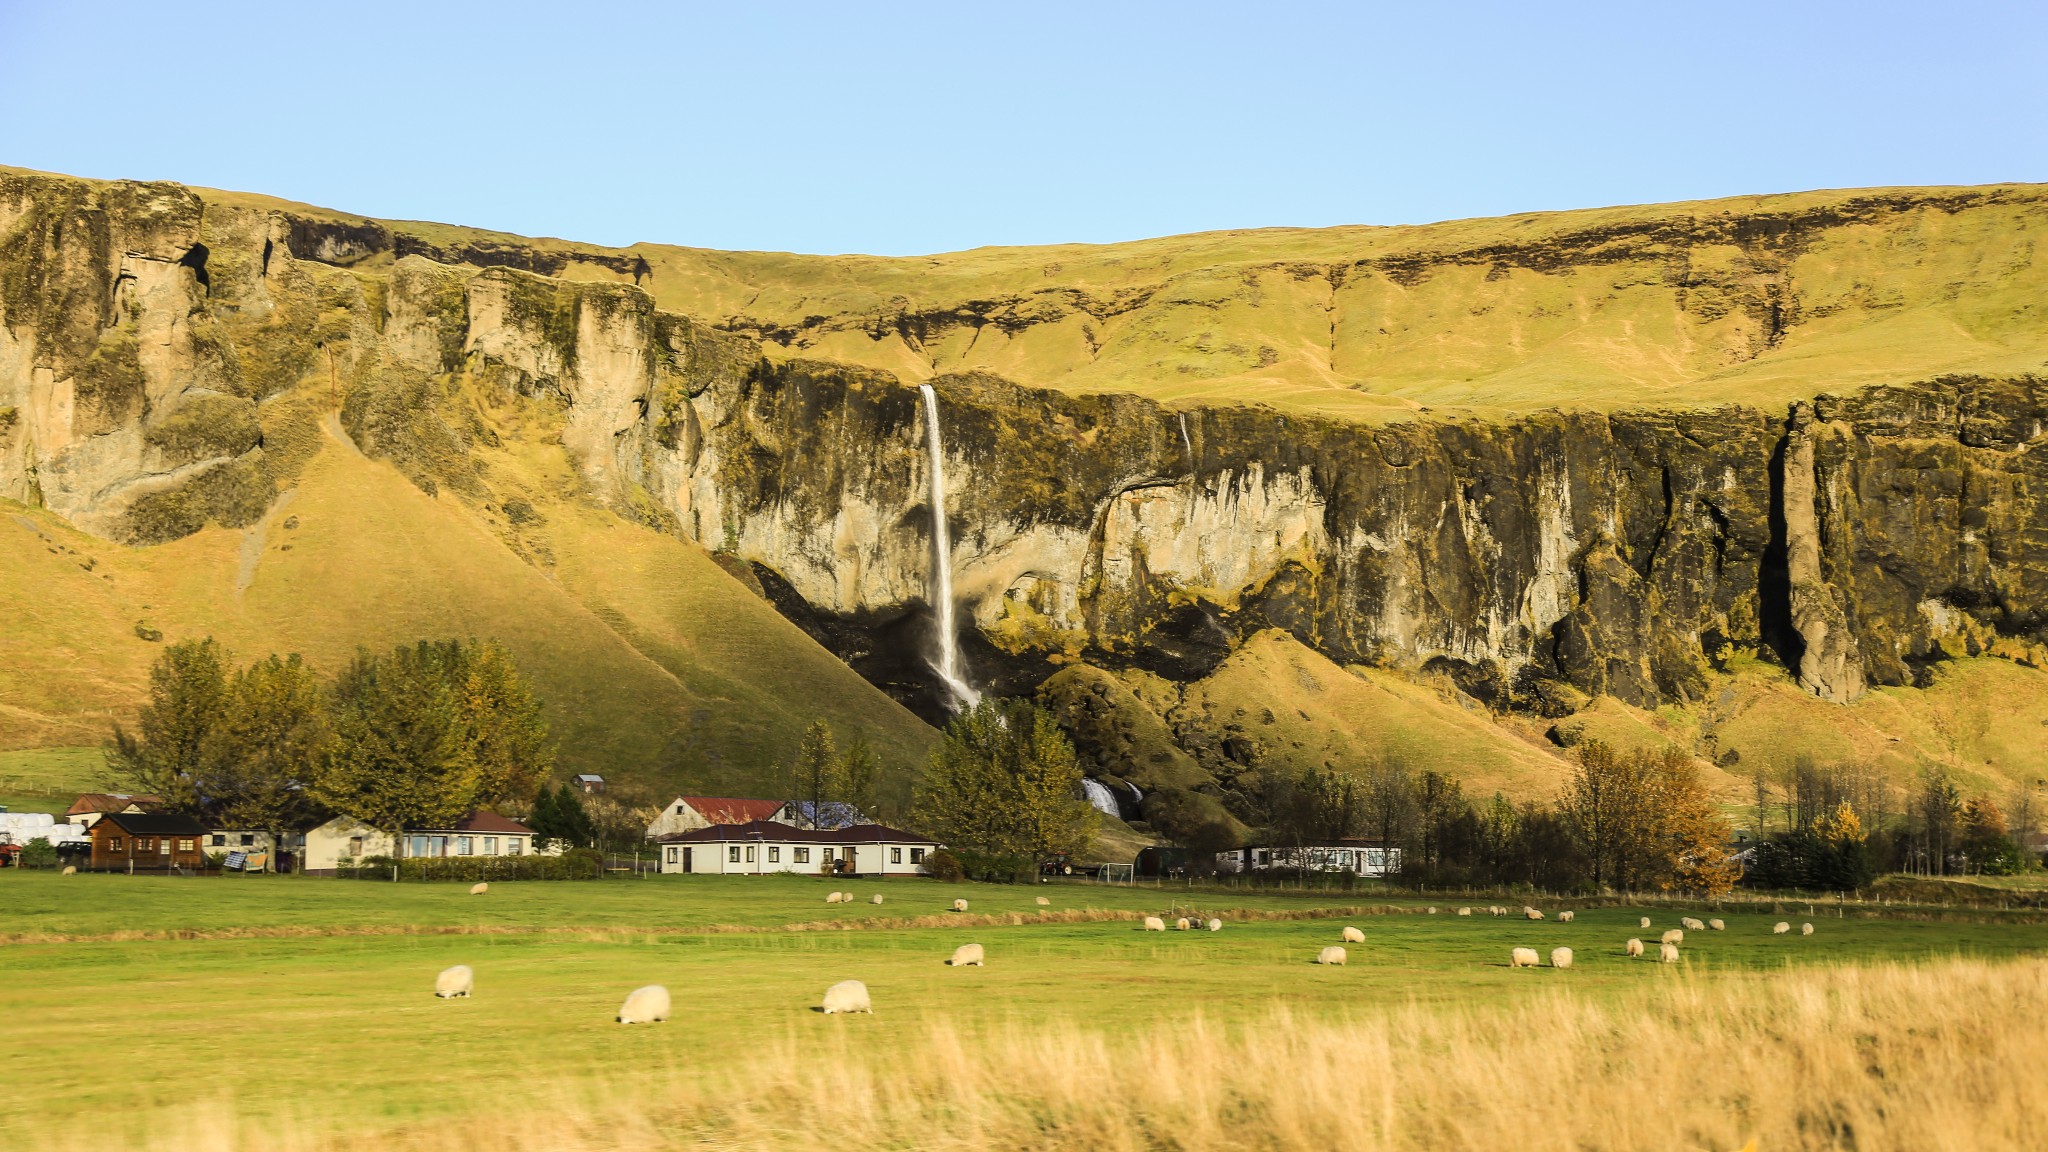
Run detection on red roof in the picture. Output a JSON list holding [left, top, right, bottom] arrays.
[[680, 796, 785, 825], [67, 793, 162, 816], [397, 810, 536, 835]]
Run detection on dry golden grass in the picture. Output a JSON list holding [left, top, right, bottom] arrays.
[[58, 956, 2047, 1152]]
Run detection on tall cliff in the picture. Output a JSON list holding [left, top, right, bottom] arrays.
[[5, 167, 2046, 805]]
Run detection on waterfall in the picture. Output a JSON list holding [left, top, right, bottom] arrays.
[[1178, 412, 1193, 469], [920, 384, 981, 712], [1082, 779, 1122, 818]]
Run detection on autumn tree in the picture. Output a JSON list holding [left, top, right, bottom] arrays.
[[107, 637, 231, 813], [1264, 765, 1365, 847], [1560, 740, 1657, 889], [839, 733, 880, 819], [202, 653, 328, 850], [910, 698, 1094, 865], [1651, 747, 1741, 897]]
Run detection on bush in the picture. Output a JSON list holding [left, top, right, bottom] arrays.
[[923, 848, 966, 883], [18, 837, 58, 869], [954, 850, 1034, 883]]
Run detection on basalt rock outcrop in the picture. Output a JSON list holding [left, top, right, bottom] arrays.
[[5, 170, 2046, 735]]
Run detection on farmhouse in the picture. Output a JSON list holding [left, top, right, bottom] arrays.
[[302, 810, 556, 874], [202, 829, 304, 872], [66, 793, 163, 829], [656, 820, 938, 876], [1216, 840, 1403, 877], [644, 796, 787, 840], [86, 811, 209, 871]]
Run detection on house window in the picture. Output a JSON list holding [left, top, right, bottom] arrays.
[[666, 847, 678, 863], [178, 839, 195, 853], [676, 804, 687, 815], [110, 837, 124, 852], [457, 836, 474, 856], [910, 848, 925, 865], [729, 846, 742, 863], [794, 847, 810, 863], [348, 836, 364, 857], [745, 845, 757, 863], [483, 836, 497, 854], [1257, 850, 1271, 866], [507, 838, 523, 856], [891, 847, 902, 864], [211, 834, 226, 847], [768, 846, 781, 863], [240, 833, 255, 847], [821, 847, 834, 864], [161, 839, 173, 855]]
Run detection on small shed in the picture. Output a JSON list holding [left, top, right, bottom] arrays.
[[87, 811, 209, 871], [573, 774, 605, 795]]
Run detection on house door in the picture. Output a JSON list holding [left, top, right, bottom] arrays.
[[683, 846, 693, 874]]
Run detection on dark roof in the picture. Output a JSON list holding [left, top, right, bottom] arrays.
[[68, 793, 162, 816], [95, 811, 208, 836], [426, 810, 534, 835], [657, 819, 936, 846], [678, 796, 785, 824]]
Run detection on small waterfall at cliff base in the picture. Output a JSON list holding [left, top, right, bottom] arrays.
[[1082, 779, 1122, 818], [1178, 412, 1193, 469], [920, 384, 982, 713]]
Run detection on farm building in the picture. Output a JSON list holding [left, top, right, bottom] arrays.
[[573, 774, 605, 794], [86, 811, 209, 871], [655, 820, 937, 876], [202, 829, 304, 872], [1215, 841, 1404, 877], [302, 810, 558, 874], [66, 793, 163, 829], [644, 796, 788, 840]]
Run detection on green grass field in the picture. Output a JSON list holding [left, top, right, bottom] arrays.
[[4, 870, 2043, 1132]]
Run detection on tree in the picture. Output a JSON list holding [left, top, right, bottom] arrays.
[[313, 644, 474, 837], [1265, 766, 1365, 847], [839, 734, 880, 819], [793, 720, 838, 827], [1961, 796, 2022, 875], [530, 783, 594, 851], [1362, 758, 1420, 869], [1652, 748, 1740, 897], [449, 640, 553, 807], [107, 637, 230, 813], [203, 653, 328, 853], [910, 698, 1094, 865], [1560, 740, 1656, 889], [1916, 767, 1963, 875]]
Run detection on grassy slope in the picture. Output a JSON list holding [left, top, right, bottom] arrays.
[[2, 870, 2041, 1127], [0, 413, 937, 797], [175, 174, 2048, 422]]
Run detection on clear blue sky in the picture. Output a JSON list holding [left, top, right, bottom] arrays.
[[2, 1, 2043, 256]]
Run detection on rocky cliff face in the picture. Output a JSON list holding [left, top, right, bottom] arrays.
[[5, 171, 2045, 735]]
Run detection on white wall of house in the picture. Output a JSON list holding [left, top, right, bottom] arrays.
[[304, 817, 394, 873], [657, 838, 934, 876], [396, 831, 549, 859], [1215, 845, 1402, 877]]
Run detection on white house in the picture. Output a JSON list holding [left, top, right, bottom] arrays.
[[1216, 840, 1403, 877], [644, 796, 788, 840], [303, 810, 558, 874], [655, 819, 938, 876]]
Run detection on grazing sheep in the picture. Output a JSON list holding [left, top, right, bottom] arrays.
[[1317, 946, 1348, 966], [1661, 929, 1684, 945], [949, 943, 985, 967], [1801, 922, 1814, 936], [1427, 906, 1438, 914], [470, 882, 488, 896], [1626, 938, 1644, 957], [61, 865, 76, 876], [953, 899, 969, 913], [1207, 918, 1223, 932], [616, 985, 671, 1024], [1639, 916, 1652, 929], [1144, 916, 1167, 932], [1708, 918, 1725, 931], [1457, 907, 1472, 917], [1526, 908, 1545, 921], [1659, 942, 1680, 963], [434, 965, 473, 998], [826, 892, 843, 904], [871, 894, 884, 905], [843, 892, 855, 903], [1175, 918, 1191, 931], [1550, 947, 1573, 969], [1773, 921, 1791, 935], [1510, 947, 1541, 968], [1558, 911, 1574, 923], [1681, 917, 1705, 932], [1035, 896, 1050, 906], [821, 979, 872, 1015], [1341, 926, 1365, 944]]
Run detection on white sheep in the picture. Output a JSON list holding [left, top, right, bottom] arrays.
[[1772, 921, 1791, 935], [821, 979, 872, 1014], [1341, 926, 1365, 943], [616, 985, 671, 1024], [1551, 947, 1573, 969], [1175, 917, 1191, 931], [1661, 929, 1684, 945], [1036, 896, 1051, 906], [1681, 916, 1705, 931], [1639, 916, 1652, 929], [952, 899, 968, 912], [1317, 946, 1348, 966], [1708, 918, 1725, 931], [949, 943, 985, 967], [1427, 906, 1438, 914], [842, 892, 855, 903], [1526, 908, 1545, 921], [1207, 918, 1222, 932], [1626, 938, 1644, 957], [1457, 907, 1472, 916], [1143, 916, 1167, 932], [826, 891, 843, 904], [61, 865, 76, 876], [1510, 947, 1540, 968], [1659, 942, 1680, 963], [871, 894, 884, 905], [1801, 922, 1814, 936], [470, 882, 488, 896], [1558, 910, 1575, 923], [434, 965, 473, 998]]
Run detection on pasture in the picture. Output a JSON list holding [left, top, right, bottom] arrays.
[[3, 871, 2045, 1150]]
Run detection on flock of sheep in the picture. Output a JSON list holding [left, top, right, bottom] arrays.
[[429, 891, 1828, 1016]]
